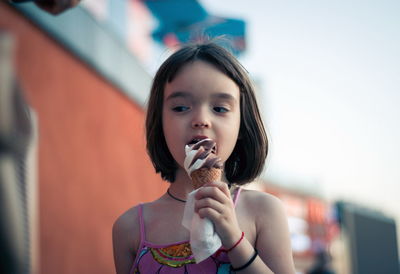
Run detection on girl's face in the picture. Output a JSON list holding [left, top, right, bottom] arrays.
[[162, 60, 241, 174]]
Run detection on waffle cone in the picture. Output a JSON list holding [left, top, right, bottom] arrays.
[[190, 167, 222, 189]]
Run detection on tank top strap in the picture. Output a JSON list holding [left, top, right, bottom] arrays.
[[137, 203, 146, 241], [232, 187, 242, 207]]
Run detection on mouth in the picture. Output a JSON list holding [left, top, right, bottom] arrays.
[[187, 138, 204, 145], [187, 136, 217, 154], [187, 135, 209, 145]]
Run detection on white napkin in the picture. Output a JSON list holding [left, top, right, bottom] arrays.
[[182, 189, 222, 263]]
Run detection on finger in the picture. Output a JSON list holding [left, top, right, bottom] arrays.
[[195, 185, 230, 204], [195, 197, 224, 215], [197, 206, 221, 221], [204, 181, 231, 198], [197, 206, 234, 235], [199, 183, 233, 205]]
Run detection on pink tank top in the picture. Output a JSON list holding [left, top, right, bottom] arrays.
[[130, 187, 242, 273]]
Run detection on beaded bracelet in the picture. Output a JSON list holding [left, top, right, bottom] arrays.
[[230, 248, 258, 272]]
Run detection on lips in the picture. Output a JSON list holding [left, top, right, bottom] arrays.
[[187, 136, 209, 145], [186, 137, 217, 154]]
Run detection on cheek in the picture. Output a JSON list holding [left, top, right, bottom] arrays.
[[163, 115, 183, 143], [228, 111, 241, 138], [162, 112, 173, 149], [219, 116, 241, 161], [162, 113, 186, 166]]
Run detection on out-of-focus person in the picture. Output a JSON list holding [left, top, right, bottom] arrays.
[[307, 249, 335, 274]]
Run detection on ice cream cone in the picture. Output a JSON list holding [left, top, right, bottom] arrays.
[[190, 167, 222, 189]]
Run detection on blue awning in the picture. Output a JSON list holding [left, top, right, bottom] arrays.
[[143, 0, 246, 55]]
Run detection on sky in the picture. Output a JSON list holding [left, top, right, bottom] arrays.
[[200, 0, 400, 220]]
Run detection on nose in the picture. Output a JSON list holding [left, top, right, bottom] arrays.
[[192, 121, 209, 128], [191, 108, 210, 129]]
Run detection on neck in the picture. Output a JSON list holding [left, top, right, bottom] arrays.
[[167, 188, 186, 203], [168, 169, 195, 199]]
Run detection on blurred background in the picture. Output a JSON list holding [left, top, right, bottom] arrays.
[[1, 0, 399, 273]]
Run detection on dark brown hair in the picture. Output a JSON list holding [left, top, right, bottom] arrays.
[[146, 41, 268, 185]]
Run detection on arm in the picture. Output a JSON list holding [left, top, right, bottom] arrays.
[[112, 208, 138, 274], [224, 192, 295, 273], [195, 183, 295, 273]]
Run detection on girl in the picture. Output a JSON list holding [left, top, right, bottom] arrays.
[[112, 41, 295, 273]]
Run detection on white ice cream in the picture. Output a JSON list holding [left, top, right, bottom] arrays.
[[184, 138, 212, 176]]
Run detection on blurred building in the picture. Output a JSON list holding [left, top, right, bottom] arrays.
[[333, 201, 399, 274], [0, 31, 38, 274], [0, 0, 246, 273], [256, 179, 400, 274]]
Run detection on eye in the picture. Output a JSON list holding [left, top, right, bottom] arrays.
[[172, 106, 190, 112], [213, 106, 229, 113]]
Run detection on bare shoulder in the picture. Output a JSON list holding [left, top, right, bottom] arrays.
[[112, 205, 141, 273], [239, 189, 285, 218], [113, 205, 140, 244], [239, 188, 288, 234], [239, 189, 296, 273]]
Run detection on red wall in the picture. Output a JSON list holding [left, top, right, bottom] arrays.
[[0, 3, 167, 273]]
